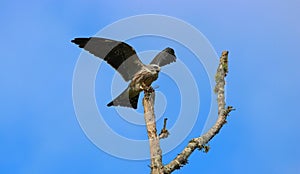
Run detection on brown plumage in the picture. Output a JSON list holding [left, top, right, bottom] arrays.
[[72, 37, 176, 109]]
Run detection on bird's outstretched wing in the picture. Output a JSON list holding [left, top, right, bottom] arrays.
[[150, 47, 176, 67], [71, 37, 145, 81]]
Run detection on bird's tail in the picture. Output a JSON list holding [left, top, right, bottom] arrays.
[[107, 87, 140, 109]]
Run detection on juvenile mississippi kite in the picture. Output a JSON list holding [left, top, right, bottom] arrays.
[[71, 37, 176, 109]]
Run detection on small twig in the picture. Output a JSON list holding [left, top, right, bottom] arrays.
[[159, 118, 170, 139], [163, 51, 234, 173]]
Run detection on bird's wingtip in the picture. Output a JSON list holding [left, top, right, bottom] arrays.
[[71, 38, 91, 48]]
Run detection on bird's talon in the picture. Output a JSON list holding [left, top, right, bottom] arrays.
[[145, 86, 154, 93]]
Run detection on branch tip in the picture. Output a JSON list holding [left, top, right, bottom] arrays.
[[224, 106, 235, 117], [163, 50, 233, 173], [159, 118, 170, 139]]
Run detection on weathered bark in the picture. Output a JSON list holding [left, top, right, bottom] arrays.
[[143, 51, 233, 174], [143, 89, 163, 174], [163, 51, 234, 173]]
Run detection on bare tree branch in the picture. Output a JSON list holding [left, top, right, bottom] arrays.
[[143, 87, 164, 174], [163, 51, 234, 174]]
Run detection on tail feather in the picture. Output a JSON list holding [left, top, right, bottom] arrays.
[[107, 87, 140, 109]]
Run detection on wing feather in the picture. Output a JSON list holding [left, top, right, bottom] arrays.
[[150, 47, 176, 67], [71, 37, 145, 81]]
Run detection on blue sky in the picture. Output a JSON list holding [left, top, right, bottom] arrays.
[[1, 0, 300, 173]]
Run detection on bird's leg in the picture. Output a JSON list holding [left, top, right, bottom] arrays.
[[140, 82, 154, 93], [143, 86, 154, 100], [144, 86, 154, 93]]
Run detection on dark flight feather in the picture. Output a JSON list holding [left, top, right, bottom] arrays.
[[71, 37, 145, 81], [150, 47, 176, 67]]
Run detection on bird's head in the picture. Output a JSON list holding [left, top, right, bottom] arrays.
[[148, 64, 161, 73]]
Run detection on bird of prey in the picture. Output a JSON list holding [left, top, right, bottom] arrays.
[[71, 37, 176, 109]]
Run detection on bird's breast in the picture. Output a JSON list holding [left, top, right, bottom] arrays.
[[130, 70, 159, 90]]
